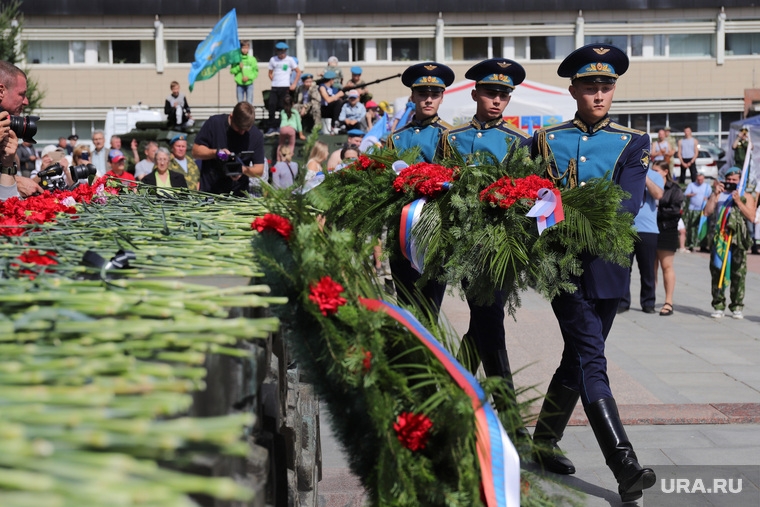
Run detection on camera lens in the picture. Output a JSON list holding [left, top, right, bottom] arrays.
[[8, 115, 39, 144]]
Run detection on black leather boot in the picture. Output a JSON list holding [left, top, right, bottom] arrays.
[[481, 350, 530, 443], [456, 334, 480, 375], [586, 397, 656, 502], [532, 379, 579, 475]]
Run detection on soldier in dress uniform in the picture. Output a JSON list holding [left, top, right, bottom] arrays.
[[443, 59, 531, 438], [530, 44, 655, 503], [387, 62, 455, 318]]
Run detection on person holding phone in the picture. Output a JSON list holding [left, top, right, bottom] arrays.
[[703, 167, 756, 319]]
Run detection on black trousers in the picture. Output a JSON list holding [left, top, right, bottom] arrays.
[[267, 87, 290, 130], [620, 232, 658, 310]]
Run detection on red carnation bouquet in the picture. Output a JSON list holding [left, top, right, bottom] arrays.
[[392, 162, 454, 198], [251, 213, 293, 241], [480, 174, 555, 209], [12, 249, 58, 279], [342, 155, 384, 172]]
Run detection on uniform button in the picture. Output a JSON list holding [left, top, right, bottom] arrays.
[[394, 135, 399, 140], [580, 156, 587, 162], [582, 136, 588, 141], [621, 135, 628, 140], [414, 129, 420, 134], [548, 134, 555, 140], [477, 132, 482, 138], [451, 136, 456, 141]]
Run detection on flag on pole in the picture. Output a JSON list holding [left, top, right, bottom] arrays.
[[188, 9, 241, 92]]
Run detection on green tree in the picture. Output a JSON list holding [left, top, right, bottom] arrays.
[[0, 0, 44, 112]]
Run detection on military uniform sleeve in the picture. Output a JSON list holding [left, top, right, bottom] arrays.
[[616, 132, 650, 218]]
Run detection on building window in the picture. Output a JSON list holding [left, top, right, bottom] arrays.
[[669, 34, 714, 57], [529, 36, 573, 60], [166, 40, 201, 63], [653, 35, 666, 57], [585, 35, 627, 51], [306, 39, 349, 62], [726, 33, 760, 56], [111, 40, 155, 64], [391, 38, 434, 61], [630, 35, 643, 57], [445, 37, 489, 61], [513, 37, 527, 59], [376, 39, 389, 60], [351, 39, 365, 61], [27, 41, 69, 64], [248, 40, 296, 61]]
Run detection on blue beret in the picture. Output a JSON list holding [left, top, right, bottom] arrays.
[[725, 166, 741, 176], [322, 70, 337, 80], [558, 44, 629, 82], [275, 42, 288, 50], [301, 73, 313, 80], [351, 66, 362, 75], [346, 129, 365, 137], [401, 62, 455, 90], [465, 58, 525, 92], [169, 134, 187, 145]]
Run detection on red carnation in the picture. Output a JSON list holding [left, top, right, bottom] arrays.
[[308, 276, 347, 316], [12, 249, 58, 279], [480, 174, 554, 209], [394, 412, 433, 451], [251, 213, 293, 240], [393, 162, 454, 198], [362, 350, 372, 372]]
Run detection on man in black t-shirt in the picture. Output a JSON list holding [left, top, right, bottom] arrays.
[[192, 102, 265, 196]]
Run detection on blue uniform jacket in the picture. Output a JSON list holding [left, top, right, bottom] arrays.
[[444, 117, 531, 163], [532, 115, 650, 299], [387, 115, 451, 163]]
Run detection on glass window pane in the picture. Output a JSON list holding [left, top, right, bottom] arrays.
[[351, 39, 365, 61], [514, 37, 527, 60], [27, 41, 68, 64], [653, 35, 666, 56], [631, 35, 643, 57], [668, 113, 699, 133], [36, 120, 73, 144], [306, 39, 349, 62], [649, 114, 667, 131], [97, 41, 109, 63], [492, 37, 504, 58], [670, 34, 714, 57], [248, 39, 296, 62], [112, 40, 141, 64], [609, 114, 628, 126], [444, 37, 456, 60], [726, 33, 760, 56], [392, 38, 418, 61], [376, 39, 388, 61], [585, 34, 627, 52], [530, 36, 572, 60], [140, 40, 156, 64], [71, 41, 85, 63], [166, 40, 200, 63], [631, 114, 647, 132], [419, 38, 434, 60]]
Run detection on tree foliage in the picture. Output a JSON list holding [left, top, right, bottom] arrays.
[[0, 0, 44, 112]]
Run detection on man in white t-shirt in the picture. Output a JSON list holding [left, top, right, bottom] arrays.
[[266, 42, 300, 136], [684, 173, 711, 251]]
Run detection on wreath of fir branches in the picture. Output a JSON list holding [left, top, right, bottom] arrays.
[[314, 145, 637, 312]]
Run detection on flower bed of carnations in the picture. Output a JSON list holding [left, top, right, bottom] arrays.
[[0, 181, 284, 506], [316, 146, 637, 310]]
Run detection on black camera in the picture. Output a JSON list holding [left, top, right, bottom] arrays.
[[38, 163, 67, 191], [70, 163, 97, 182], [1, 107, 39, 144], [219, 151, 255, 177], [723, 182, 737, 192]]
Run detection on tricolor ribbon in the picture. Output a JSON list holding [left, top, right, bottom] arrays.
[[399, 197, 427, 273], [525, 188, 564, 235], [359, 298, 520, 507]]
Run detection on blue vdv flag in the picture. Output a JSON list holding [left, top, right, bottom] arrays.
[[188, 9, 241, 91]]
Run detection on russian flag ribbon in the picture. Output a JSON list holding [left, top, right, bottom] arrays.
[[525, 188, 564, 235], [399, 197, 428, 273], [359, 297, 520, 507]]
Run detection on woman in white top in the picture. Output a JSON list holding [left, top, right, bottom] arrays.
[[305, 141, 329, 183]]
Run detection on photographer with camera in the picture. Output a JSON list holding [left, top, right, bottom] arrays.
[[192, 102, 264, 196], [0, 61, 42, 198], [704, 167, 756, 319]]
